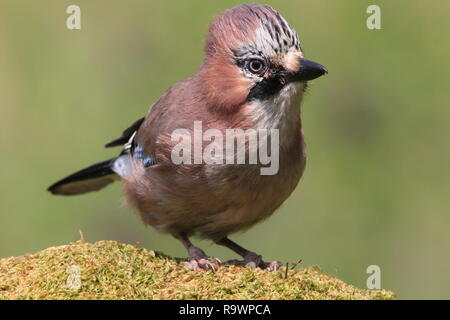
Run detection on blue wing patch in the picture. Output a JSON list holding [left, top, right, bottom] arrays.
[[133, 145, 156, 167]]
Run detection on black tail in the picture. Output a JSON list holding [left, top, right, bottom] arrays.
[[48, 158, 118, 195]]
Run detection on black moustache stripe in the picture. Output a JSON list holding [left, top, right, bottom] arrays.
[[247, 76, 285, 101]]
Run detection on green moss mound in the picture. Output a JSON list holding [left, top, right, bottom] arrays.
[[0, 240, 394, 300]]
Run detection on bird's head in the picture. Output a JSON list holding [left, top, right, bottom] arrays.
[[199, 3, 327, 112]]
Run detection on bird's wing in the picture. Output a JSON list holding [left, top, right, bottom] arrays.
[[104, 117, 145, 148]]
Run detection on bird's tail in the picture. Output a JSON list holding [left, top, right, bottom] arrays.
[[48, 155, 131, 195]]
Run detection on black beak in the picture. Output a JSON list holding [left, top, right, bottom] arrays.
[[294, 59, 328, 82]]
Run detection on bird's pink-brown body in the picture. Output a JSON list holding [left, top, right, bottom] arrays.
[[124, 78, 306, 240]]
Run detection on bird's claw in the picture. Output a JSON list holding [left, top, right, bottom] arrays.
[[212, 257, 222, 264], [185, 257, 221, 272], [243, 252, 282, 271], [245, 260, 282, 271], [265, 260, 283, 271]]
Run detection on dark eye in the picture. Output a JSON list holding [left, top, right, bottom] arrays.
[[248, 59, 265, 74]]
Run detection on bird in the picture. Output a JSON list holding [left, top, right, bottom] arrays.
[[48, 3, 327, 271]]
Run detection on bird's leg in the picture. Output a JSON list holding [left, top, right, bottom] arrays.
[[176, 232, 219, 271], [216, 237, 282, 271]]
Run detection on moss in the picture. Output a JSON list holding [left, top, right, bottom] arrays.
[[0, 240, 394, 300]]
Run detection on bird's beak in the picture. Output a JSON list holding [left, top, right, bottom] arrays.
[[294, 59, 328, 82]]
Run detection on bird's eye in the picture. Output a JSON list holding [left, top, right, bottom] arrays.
[[247, 59, 265, 75]]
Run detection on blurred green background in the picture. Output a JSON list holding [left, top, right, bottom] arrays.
[[1, 0, 449, 299]]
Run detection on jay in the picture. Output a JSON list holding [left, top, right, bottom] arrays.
[[49, 3, 327, 271]]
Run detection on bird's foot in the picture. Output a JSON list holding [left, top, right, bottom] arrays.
[[186, 258, 219, 271], [185, 246, 221, 272], [244, 252, 282, 271]]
